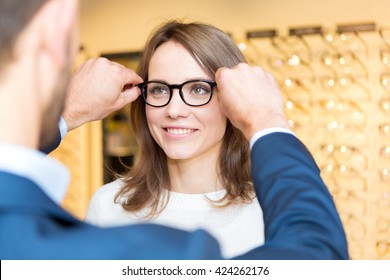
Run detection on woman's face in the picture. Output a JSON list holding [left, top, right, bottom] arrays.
[[145, 40, 227, 162]]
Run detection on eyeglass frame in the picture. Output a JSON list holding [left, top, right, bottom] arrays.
[[137, 79, 217, 107]]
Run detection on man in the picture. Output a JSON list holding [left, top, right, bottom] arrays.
[[0, 0, 348, 259]]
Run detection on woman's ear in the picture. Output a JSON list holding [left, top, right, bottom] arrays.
[[36, 0, 79, 68]]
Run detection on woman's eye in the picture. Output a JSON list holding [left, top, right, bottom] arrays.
[[191, 85, 210, 95], [150, 85, 169, 95]]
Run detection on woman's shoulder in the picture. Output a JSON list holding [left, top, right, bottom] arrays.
[[86, 178, 130, 225], [91, 178, 125, 201]]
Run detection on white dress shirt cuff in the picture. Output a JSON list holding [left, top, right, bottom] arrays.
[[59, 117, 68, 140], [250, 127, 296, 149]]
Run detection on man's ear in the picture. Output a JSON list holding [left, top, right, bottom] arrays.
[[37, 0, 79, 67]]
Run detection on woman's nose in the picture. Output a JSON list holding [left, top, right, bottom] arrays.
[[165, 89, 190, 119]]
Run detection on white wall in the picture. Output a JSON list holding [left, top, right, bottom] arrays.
[[80, 0, 389, 56]]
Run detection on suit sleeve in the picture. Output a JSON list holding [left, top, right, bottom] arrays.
[[235, 133, 349, 259]]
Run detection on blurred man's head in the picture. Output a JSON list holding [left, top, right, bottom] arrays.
[[0, 0, 79, 149], [0, 1, 48, 74]]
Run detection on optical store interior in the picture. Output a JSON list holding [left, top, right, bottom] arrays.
[[51, 0, 390, 259]]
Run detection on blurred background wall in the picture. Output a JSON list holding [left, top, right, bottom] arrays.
[[79, 0, 385, 55]]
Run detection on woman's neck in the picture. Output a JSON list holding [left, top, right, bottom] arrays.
[[167, 148, 222, 194]]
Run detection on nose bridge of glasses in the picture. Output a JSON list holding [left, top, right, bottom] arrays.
[[169, 83, 183, 92], [168, 83, 188, 104], [164, 83, 190, 108]]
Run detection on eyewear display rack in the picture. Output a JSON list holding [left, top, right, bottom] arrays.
[[240, 22, 390, 259]]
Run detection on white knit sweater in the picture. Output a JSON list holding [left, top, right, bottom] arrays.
[[85, 179, 264, 258]]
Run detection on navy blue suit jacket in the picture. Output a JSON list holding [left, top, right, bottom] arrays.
[[0, 133, 348, 259]]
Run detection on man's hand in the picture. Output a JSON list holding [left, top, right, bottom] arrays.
[[215, 63, 290, 140], [63, 58, 143, 131]]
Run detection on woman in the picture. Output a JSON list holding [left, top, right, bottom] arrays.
[[86, 21, 264, 258]]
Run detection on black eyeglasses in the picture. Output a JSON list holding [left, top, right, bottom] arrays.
[[137, 79, 217, 107]]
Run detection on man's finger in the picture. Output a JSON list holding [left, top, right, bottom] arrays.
[[121, 86, 142, 105]]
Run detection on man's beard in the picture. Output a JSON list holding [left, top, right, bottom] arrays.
[[38, 54, 72, 152]]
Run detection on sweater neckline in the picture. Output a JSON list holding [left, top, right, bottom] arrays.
[[161, 189, 227, 211]]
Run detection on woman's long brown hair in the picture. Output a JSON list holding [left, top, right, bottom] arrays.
[[115, 20, 254, 218]]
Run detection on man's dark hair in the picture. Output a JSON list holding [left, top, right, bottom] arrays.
[[0, 0, 47, 71]]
